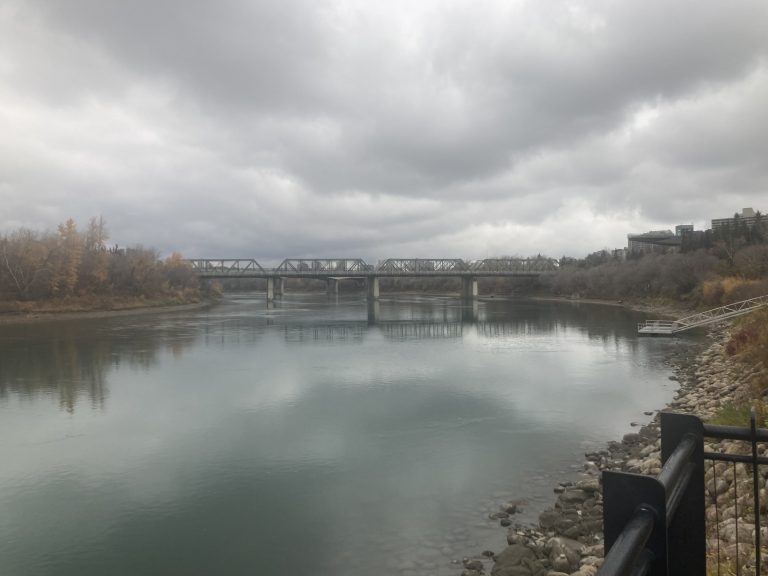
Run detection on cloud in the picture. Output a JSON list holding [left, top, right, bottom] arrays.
[[1, 0, 767, 258]]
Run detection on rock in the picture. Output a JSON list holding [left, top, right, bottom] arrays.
[[464, 559, 484, 571], [559, 489, 588, 504], [539, 509, 559, 530], [622, 433, 640, 444], [546, 537, 583, 572], [579, 556, 602, 567], [575, 478, 600, 494], [501, 518, 512, 527], [506, 503, 522, 515], [551, 554, 570, 572], [491, 544, 543, 576]]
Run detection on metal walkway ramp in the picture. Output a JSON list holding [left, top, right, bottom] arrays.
[[638, 294, 768, 335]]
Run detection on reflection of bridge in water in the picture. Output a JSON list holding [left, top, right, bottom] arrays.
[[281, 319, 565, 343], [188, 258, 558, 301]]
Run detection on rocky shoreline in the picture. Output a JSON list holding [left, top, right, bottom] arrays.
[[457, 324, 766, 576]]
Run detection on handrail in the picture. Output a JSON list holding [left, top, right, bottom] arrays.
[[639, 294, 768, 334], [601, 411, 766, 575]]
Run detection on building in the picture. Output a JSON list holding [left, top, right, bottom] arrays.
[[627, 229, 682, 254], [711, 207, 762, 230]]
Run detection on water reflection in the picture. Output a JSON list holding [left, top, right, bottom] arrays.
[[0, 320, 198, 411], [0, 296, 673, 412], [0, 295, 699, 576]]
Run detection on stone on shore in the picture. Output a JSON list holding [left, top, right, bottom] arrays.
[[490, 544, 545, 576]]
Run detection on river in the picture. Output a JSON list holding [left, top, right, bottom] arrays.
[[0, 294, 696, 576]]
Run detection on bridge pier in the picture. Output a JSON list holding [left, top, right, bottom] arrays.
[[461, 277, 478, 300], [274, 277, 284, 297], [266, 277, 275, 301], [327, 278, 338, 295], [366, 277, 379, 301]]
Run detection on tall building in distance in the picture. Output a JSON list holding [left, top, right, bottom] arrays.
[[711, 207, 760, 230]]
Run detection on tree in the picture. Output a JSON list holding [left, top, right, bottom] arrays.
[[79, 216, 110, 293], [0, 229, 55, 300], [52, 218, 83, 296]]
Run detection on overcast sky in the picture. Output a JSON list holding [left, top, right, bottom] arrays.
[[1, 0, 767, 261]]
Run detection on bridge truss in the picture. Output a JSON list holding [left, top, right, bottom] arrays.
[[188, 259, 266, 276], [275, 259, 372, 274]]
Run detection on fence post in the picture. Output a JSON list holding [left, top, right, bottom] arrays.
[[660, 412, 705, 576], [603, 471, 667, 575]]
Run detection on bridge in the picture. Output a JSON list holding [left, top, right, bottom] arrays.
[[638, 294, 768, 334], [186, 257, 559, 300]]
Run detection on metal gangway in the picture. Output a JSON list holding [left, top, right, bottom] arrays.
[[637, 294, 768, 335]]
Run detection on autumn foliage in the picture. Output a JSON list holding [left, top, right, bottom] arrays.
[[0, 217, 199, 307]]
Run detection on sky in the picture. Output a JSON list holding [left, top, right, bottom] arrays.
[[1, 0, 767, 262]]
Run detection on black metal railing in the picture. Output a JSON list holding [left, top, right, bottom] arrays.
[[601, 411, 766, 575]]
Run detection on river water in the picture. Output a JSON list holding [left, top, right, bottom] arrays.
[[0, 294, 695, 576]]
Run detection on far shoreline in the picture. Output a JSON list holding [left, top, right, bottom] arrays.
[[0, 291, 692, 328], [0, 300, 213, 326]]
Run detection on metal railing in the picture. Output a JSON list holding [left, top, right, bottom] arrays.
[[639, 295, 768, 334], [601, 411, 766, 575]]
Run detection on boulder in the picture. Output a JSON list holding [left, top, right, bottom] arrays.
[[491, 544, 546, 576], [546, 536, 584, 572]]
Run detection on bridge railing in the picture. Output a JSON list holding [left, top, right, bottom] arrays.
[[188, 259, 266, 275], [275, 259, 372, 274], [375, 259, 471, 273], [674, 295, 768, 330], [601, 411, 765, 575], [638, 294, 768, 334], [470, 258, 559, 273]]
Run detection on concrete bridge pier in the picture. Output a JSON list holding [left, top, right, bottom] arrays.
[[327, 278, 339, 295], [366, 276, 380, 301], [461, 276, 478, 300], [274, 277, 284, 297], [266, 277, 275, 301]]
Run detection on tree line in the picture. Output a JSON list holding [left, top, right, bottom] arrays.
[[537, 212, 768, 306], [0, 217, 199, 306]]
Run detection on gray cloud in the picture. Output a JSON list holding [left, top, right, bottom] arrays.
[[1, 0, 767, 259]]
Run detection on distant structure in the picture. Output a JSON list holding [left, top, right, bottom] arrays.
[[623, 206, 765, 255], [711, 207, 761, 230], [627, 224, 694, 254]]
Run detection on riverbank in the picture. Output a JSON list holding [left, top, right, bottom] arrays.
[[457, 322, 765, 576], [527, 295, 695, 320], [0, 298, 211, 325]]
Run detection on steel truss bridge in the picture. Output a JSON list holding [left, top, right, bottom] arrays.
[[186, 257, 559, 300]]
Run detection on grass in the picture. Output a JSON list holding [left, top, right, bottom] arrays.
[[708, 401, 767, 427]]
